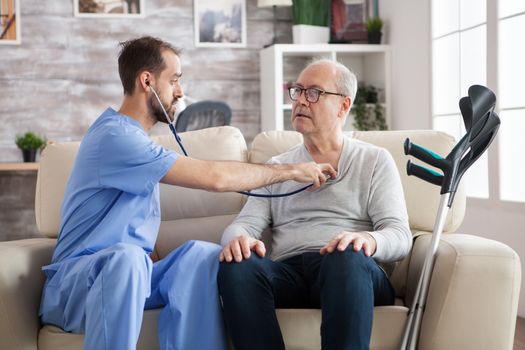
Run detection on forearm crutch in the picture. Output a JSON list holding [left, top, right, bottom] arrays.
[[399, 85, 501, 350]]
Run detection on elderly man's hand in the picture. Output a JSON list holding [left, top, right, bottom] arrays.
[[320, 231, 377, 257], [220, 235, 266, 263]]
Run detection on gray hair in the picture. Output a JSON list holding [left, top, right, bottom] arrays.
[[305, 58, 358, 105], [304, 58, 357, 126]]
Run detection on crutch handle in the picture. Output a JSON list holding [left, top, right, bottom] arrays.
[[406, 160, 443, 186], [404, 138, 445, 169]]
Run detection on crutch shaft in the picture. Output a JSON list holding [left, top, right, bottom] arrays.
[[401, 194, 450, 349]]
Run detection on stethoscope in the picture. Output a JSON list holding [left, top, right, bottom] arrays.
[[147, 82, 313, 198]]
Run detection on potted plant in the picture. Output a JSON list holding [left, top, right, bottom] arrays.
[[366, 16, 383, 44], [15, 132, 46, 162], [292, 0, 331, 44], [352, 84, 387, 131]]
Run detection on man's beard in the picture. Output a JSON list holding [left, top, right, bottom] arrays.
[[148, 92, 177, 124]]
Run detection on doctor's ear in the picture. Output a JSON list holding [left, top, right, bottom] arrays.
[[139, 72, 153, 90]]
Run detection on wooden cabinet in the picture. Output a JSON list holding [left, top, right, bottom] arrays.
[[260, 44, 391, 131]]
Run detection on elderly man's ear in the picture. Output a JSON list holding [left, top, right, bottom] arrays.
[[339, 96, 352, 117]]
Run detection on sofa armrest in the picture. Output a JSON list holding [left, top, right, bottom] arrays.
[[0, 238, 55, 350], [407, 234, 521, 350]]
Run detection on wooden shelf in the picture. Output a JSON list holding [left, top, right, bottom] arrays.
[[0, 162, 39, 171]]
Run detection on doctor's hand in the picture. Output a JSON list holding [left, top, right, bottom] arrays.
[[292, 162, 337, 191], [320, 231, 377, 257], [220, 235, 266, 263]]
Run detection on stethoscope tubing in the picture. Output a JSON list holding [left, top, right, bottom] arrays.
[[149, 86, 311, 198]]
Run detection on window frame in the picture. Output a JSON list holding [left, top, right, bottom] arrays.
[[431, 0, 525, 207]]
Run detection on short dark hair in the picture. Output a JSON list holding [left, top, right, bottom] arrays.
[[118, 36, 181, 95]]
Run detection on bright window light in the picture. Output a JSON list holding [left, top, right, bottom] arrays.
[[499, 14, 525, 109], [432, 35, 460, 115], [499, 109, 525, 202], [461, 0, 486, 29], [432, 0, 488, 199], [463, 153, 490, 199], [432, 0, 459, 38], [499, 0, 525, 19], [460, 25, 487, 93], [433, 114, 461, 141]]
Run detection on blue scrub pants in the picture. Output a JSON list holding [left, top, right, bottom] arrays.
[[40, 240, 227, 350], [218, 250, 395, 350]]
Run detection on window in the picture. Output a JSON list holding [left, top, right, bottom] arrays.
[[432, 0, 525, 202], [498, 2, 525, 202], [432, 0, 488, 198]]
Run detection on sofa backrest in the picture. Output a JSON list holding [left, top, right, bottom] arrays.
[[154, 127, 248, 258], [35, 126, 248, 246], [35, 126, 465, 260], [249, 130, 466, 233]]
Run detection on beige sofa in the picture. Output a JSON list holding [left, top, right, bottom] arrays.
[[0, 126, 520, 350]]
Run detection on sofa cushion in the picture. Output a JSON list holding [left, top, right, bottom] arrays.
[[156, 214, 237, 259], [38, 304, 407, 350], [35, 126, 248, 238], [36, 141, 80, 238], [249, 130, 466, 233]]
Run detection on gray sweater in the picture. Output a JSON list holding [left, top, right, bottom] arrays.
[[221, 135, 412, 263]]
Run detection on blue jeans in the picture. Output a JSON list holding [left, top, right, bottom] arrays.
[[218, 250, 395, 350]]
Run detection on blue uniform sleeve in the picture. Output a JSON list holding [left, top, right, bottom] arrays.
[[98, 130, 178, 196]]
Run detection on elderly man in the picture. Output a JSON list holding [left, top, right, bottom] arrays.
[[218, 59, 411, 350]]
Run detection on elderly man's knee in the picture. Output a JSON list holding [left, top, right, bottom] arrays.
[[218, 255, 266, 288], [321, 249, 369, 278]]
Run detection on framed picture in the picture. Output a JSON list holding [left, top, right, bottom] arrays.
[[194, 0, 246, 48], [330, 0, 368, 44], [0, 0, 21, 45], [74, 0, 145, 18]]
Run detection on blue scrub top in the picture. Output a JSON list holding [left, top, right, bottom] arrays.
[[48, 108, 178, 265]]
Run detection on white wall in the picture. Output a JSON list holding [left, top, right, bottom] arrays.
[[0, 0, 291, 162], [382, 0, 524, 318], [380, 0, 432, 131]]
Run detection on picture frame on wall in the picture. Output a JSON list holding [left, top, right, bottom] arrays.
[[330, 0, 368, 44], [0, 0, 21, 45], [74, 0, 145, 18], [194, 0, 246, 48]]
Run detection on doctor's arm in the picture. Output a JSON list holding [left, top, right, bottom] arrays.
[[161, 156, 336, 192]]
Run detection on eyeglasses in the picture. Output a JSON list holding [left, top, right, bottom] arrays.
[[288, 86, 346, 103]]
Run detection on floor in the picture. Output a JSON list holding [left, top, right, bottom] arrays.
[[516, 317, 525, 350]]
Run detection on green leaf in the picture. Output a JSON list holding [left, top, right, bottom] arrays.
[[15, 132, 46, 150], [366, 16, 383, 32], [292, 0, 331, 26], [352, 83, 388, 131]]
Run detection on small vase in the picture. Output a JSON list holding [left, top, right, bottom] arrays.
[[21, 149, 37, 162], [293, 24, 330, 44], [368, 31, 382, 44]]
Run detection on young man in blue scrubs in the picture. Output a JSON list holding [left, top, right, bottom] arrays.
[[39, 36, 336, 350]]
